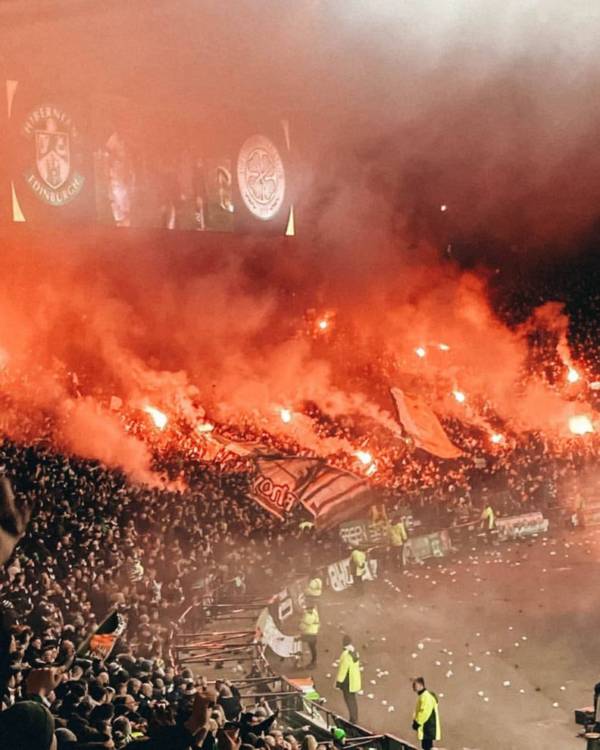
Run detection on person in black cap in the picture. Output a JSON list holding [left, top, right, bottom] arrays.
[[411, 677, 441, 750]]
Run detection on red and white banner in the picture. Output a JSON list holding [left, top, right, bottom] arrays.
[[248, 456, 374, 527], [391, 387, 462, 460], [247, 456, 313, 520], [297, 463, 374, 529]]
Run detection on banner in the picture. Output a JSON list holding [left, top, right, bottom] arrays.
[[77, 609, 127, 660], [339, 515, 419, 548], [338, 518, 399, 548], [197, 433, 269, 462], [247, 456, 316, 520], [495, 512, 549, 541], [402, 529, 453, 565], [247, 457, 374, 527], [338, 519, 372, 548], [269, 579, 308, 626], [256, 609, 302, 658], [390, 388, 462, 460], [327, 558, 378, 592], [296, 463, 375, 529], [257, 555, 380, 656]]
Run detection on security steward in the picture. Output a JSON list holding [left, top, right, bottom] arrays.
[[299, 603, 320, 667], [480, 502, 496, 543], [411, 677, 441, 750], [389, 517, 408, 565], [304, 573, 323, 601], [350, 547, 367, 592], [335, 634, 361, 724]]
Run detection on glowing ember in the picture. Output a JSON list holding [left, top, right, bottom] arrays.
[[491, 433, 504, 444], [197, 422, 215, 433], [569, 415, 593, 435], [280, 408, 293, 424], [355, 450, 373, 465], [415, 347, 427, 358], [452, 390, 466, 403], [440, 204, 448, 212], [143, 405, 168, 430], [567, 367, 580, 384], [438, 343, 450, 351], [317, 319, 329, 330]]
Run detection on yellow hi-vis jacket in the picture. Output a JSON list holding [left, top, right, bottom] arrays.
[[481, 505, 495, 530], [351, 549, 367, 578], [305, 577, 323, 598], [299, 608, 320, 636], [413, 689, 441, 741], [336, 647, 361, 693], [390, 521, 408, 546]]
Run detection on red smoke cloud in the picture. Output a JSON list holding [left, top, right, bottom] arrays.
[[0, 224, 591, 482], [0, 2, 598, 479]]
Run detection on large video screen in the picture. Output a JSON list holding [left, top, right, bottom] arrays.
[[6, 81, 294, 235]]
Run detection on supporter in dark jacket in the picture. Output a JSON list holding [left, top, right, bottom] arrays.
[[218, 684, 243, 721]]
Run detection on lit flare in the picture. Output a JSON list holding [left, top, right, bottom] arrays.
[[569, 415, 593, 435], [143, 405, 168, 430], [354, 450, 373, 465]]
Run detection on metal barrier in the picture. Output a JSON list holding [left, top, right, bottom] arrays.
[[271, 676, 418, 750], [174, 603, 416, 750]]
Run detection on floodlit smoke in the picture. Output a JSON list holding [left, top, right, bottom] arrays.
[[62, 398, 157, 484]]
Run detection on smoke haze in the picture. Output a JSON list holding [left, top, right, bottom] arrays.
[[0, 1, 598, 477]]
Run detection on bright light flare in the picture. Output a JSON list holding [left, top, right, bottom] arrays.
[[491, 433, 504, 444], [197, 422, 215, 434], [280, 408, 293, 424], [452, 390, 466, 403], [567, 367, 580, 384], [569, 415, 593, 435], [143, 405, 168, 430], [354, 450, 373, 465], [314, 312, 334, 334], [438, 343, 450, 352], [440, 204, 448, 212], [415, 347, 426, 358]]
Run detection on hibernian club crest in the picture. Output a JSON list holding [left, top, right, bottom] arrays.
[[237, 134, 285, 221], [22, 104, 84, 206]]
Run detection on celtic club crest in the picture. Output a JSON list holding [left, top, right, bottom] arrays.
[[22, 104, 84, 206], [237, 135, 285, 221]]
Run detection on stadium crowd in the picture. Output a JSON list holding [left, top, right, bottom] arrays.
[[0, 408, 595, 749], [0, 433, 348, 750], [0, 261, 599, 749]]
